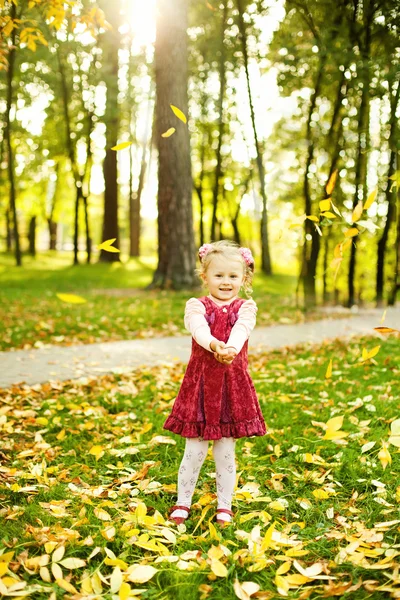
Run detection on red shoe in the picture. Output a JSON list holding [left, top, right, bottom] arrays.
[[168, 505, 191, 525], [216, 508, 234, 527]]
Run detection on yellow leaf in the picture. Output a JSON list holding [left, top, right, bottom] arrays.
[[3, 19, 15, 37], [325, 359, 332, 379], [119, 583, 131, 600], [361, 345, 380, 362], [260, 521, 275, 551], [321, 211, 337, 218], [312, 489, 330, 500], [388, 419, 400, 448], [344, 227, 359, 238], [101, 526, 116, 541], [286, 573, 312, 584], [170, 104, 187, 123], [210, 558, 228, 577], [352, 201, 363, 223], [269, 501, 286, 511], [52, 545, 65, 563], [364, 189, 377, 210], [326, 415, 343, 432], [89, 445, 104, 460], [341, 238, 352, 253], [206, 2, 217, 10], [380, 309, 387, 324], [111, 141, 133, 151], [276, 561, 292, 575], [56, 578, 78, 594], [293, 560, 323, 578], [161, 127, 176, 138], [98, 238, 120, 253], [275, 574, 290, 594], [56, 293, 87, 304], [374, 326, 400, 334], [378, 443, 391, 470], [94, 508, 111, 521], [306, 215, 319, 222], [325, 170, 338, 196], [57, 429, 66, 441], [319, 199, 331, 212], [59, 557, 86, 569], [126, 565, 158, 583], [110, 567, 123, 594]]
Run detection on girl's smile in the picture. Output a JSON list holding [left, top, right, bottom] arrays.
[[201, 255, 245, 303]]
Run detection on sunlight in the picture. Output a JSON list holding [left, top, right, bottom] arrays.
[[126, 0, 156, 47]]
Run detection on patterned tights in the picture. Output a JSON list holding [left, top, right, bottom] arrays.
[[170, 436, 237, 522]]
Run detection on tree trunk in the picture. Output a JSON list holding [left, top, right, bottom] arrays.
[[130, 87, 153, 257], [388, 152, 399, 306], [210, 0, 228, 243], [6, 204, 13, 251], [48, 219, 58, 250], [376, 80, 400, 306], [28, 215, 36, 256], [347, 7, 372, 307], [236, 0, 272, 274], [148, 0, 196, 290], [99, 0, 121, 263], [5, 2, 21, 266]]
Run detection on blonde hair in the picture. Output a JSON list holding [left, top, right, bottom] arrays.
[[194, 240, 254, 298]]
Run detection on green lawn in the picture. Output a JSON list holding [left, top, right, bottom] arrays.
[[1, 334, 399, 598], [0, 251, 330, 352]]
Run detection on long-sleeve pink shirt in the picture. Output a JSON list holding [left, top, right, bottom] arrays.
[[184, 295, 258, 354]]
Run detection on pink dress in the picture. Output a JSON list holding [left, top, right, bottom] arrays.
[[162, 295, 267, 440]]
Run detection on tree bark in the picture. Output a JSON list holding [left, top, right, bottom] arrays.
[[388, 152, 399, 306], [148, 0, 196, 290], [236, 0, 272, 274], [347, 4, 373, 307], [376, 79, 400, 306], [5, 2, 21, 266], [210, 0, 228, 243], [99, 0, 121, 263], [28, 215, 36, 256]]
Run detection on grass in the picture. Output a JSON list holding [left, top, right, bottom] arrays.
[[0, 250, 339, 352], [1, 334, 399, 598]]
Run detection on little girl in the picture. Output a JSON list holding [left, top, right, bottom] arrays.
[[163, 240, 267, 527]]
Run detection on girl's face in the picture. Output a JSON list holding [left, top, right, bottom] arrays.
[[202, 255, 244, 302]]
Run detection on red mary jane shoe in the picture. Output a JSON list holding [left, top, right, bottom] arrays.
[[216, 508, 234, 527], [168, 505, 191, 525]]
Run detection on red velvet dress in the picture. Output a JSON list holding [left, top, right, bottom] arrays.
[[163, 296, 267, 440]]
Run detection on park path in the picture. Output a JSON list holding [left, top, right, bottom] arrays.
[[0, 306, 399, 389]]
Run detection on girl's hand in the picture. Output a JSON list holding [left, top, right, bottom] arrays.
[[213, 345, 238, 365]]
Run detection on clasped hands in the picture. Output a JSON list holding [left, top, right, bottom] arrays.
[[210, 340, 238, 365]]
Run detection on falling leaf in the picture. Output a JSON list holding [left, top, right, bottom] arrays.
[[389, 171, 400, 191], [56, 293, 87, 304], [364, 189, 377, 210], [161, 127, 176, 138], [111, 141, 133, 151], [325, 359, 332, 379], [325, 170, 338, 196], [352, 201, 363, 223], [374, 326, 400, 334], [319, 199, 331, 212], [170, 104, 187, 123], [98, 238, 120, 253], [344, 227, 359, 238], [206, 1, 217, 10], [380, 309, 387, 324], [360, 345, 380, 362]]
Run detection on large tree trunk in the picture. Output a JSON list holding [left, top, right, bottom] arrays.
[[376, 80, 400, 306], [347, 6, 373, 307], [148, 0, 196, 290], [236, 0, 272, 274], [388, 151, 400, 306], [5, 2, 21, 266], [210, 0, 228, 243], [99, 0, 121, 263]]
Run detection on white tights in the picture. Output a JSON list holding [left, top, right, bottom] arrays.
[[170, 436, 237, 522]]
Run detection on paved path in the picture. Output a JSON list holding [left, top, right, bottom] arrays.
[[1, 306, 399, 389]]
